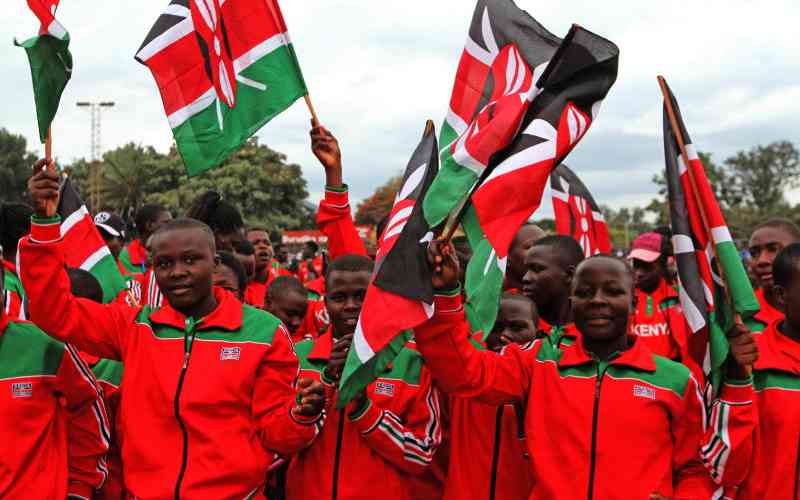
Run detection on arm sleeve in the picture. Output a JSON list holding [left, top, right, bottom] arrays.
[[18, 216, 138, 361], [700, 378, 756, 488], [347, 367, 443, 475], [316, 186, 367, 260], [413, 292, 535, 405], [56, 343, 112, 495], [671, 373, 716, 499], [254, 324, 325, 455]]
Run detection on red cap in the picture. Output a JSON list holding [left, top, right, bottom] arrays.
[[629, 232, 663, 263]]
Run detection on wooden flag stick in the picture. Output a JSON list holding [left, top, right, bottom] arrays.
[[657, 75, 750, 376], [304, 94, 320, 127], [44, 127, 57, 218]]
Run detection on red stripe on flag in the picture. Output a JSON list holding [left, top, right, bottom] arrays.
[[448, 50, 491, 124], [143, 36, 212, 116], [62, 214, 108, 269], [27, 0, 59, 35]]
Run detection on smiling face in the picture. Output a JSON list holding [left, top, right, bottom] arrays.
[[247, 230, 273, 271], [749, 226, 797, 291], [325, 270, 370, 339], [571, 257, 634, 343], [152, 227, 217, 318]]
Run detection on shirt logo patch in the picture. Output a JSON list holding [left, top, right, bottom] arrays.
[[633, 384, 656, 400], [12, 382, 33, 398], [375, 382, 395, 397], [220, 347, 241, 361]]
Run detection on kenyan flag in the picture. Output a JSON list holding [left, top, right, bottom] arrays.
[[15, 0, 72, 143], [136, 0, 308, 177], [58, 178, 127, 303], [550, 163, 611, 257], [425, 0, 619, 334]]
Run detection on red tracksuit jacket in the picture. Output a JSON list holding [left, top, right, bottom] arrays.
[[316, 185, 368, 260], [632, 279, 687, 360], [0, 315, 110, 499], [414, 292, 713, 500], [702, 320, 800, 499], [19, 216, 323, 499], [2, 259, 25, 319], [286, 330, 443, 500]]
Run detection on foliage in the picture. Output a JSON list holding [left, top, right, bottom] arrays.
[[0, 128, 38, 203], [354, 175, 403, 226]]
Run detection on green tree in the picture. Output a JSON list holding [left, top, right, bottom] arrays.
[[0, 128, 37, 203], [355, 175, 403, 226], [602, 205, 652, 250], [724, 141, 800, 212]]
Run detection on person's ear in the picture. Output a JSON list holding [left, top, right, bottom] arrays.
[[774, 284, 788, 312], [564, 265, 576, 287]]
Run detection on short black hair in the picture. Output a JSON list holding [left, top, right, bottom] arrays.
[[575, 254, 634, 288], [267, 276, 308, 302], [67, 267, 103, 303], [151, 218, 215, 251], [533, 235, 584, 269], [233, 239, 255, 256], [216, 251, 248, 294], [304, 241, 320, 253], [0, 202, 33, 257], [500, 292, 538, 319], [754, 218, 800, 242], [773, 243, 800, 289], [325, 254, 374, 286], [187, 191, 244, 235], [247, 226, 271, 236], [135, 204, 168, 237]]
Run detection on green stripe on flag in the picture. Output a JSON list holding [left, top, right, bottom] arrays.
[[337, 330, 411, 409], [89, 253, 127, 304], [714, 237, 760, 318], [462, 208, 505, 337], [172, 44, 307, 177]]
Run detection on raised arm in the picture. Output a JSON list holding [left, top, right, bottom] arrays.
[[311, 125, 367, 260]]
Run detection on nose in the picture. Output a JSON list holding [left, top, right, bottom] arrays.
[[522, 270, 534, 285], [344, 296, 361, 312]]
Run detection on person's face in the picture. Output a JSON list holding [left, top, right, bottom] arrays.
[[234, 251, 256, 280], [749, 227, 797, 291], [509, 225, 545, 284], [212, 264, 242, 301], [775, 261, 800, 332], [247, 230, 273, 271], [632, 258, 662, 294], [486, 299, 538, 352], [571, 259, 633, 343], [152, 228, 216, 316], [103, 234, 124, 260], [146, 211, 172, 239], [303, 243, 317, 260], [216, 228, 245, 253], [266, 290, 308, 333], [522, 246, 571, 308], [275, 246, 289, 264], [325, 270, 370, 338]]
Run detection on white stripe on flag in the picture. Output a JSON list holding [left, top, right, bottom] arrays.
[[444, 109, 468, 145], [592, 211, 605, 222], [352, 321, 376, 363], [232, 33, 289, 74], [711, 226, 733, 244], [481, 119, 556, 185], [168, 88, 216, 129], [164, 4, 190, 17], [135, 17, 193, 62], [80, 247, 111, 272], [47, 20, 67, 40], [61, 206, 89, 236], [678, 281, 706, 333], [551, 188, 568, 202], [672, 234, 695, 255], [464, 35, 494, 66]]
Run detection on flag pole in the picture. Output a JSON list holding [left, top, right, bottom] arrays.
[[44, 127, 57, 217], [304, 94, 320, 127], [657, 75, 750, 375]]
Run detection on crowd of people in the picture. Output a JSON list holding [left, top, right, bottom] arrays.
[[0, 124, 799, 499]]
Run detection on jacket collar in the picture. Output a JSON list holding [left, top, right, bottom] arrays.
[[308, 328, 335, 362], [755, 320, 800, 375], [754, 288, 784, 325], [148, 287, 242, 331], [559, 335, 657, 372]]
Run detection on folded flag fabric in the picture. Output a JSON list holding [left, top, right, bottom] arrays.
[[15, 0, 72, 143], [338, 122, 440, 407], [136, 0, 308, 177], [425, 0, 619, 335], [550, 163, 611, 257]]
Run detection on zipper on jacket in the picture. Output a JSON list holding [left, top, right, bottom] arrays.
[[587, 363, 607, 500], [331, 410, 346, 500], [174, 318, 198, 500], [488, 406, 505, 500]]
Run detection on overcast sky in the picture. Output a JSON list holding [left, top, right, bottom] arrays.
[[3, 1, 799, 217]]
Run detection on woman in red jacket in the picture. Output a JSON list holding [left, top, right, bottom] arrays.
[[417, 242, 713, 500]]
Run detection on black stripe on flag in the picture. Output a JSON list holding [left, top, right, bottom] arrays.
[[135, 0, 190, 62]]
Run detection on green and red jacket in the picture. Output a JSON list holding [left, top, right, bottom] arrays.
[[316, 185, 367, 262], [702, 320, 800, 499], [2, 259, 25, 319], [286, 329, 443, 500], [414, 292, 713, 500], [118, 239, 147, 275], [632, 279, 686, 360], [19, 216, 323, 499], [0, 315, 110, 499], [751, 288, 783, 333]]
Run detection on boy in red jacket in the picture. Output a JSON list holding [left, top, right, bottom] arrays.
[[444, 293, 537, 500], [286, 254, 443, 500], [418, 242, 713, 500], [0, 261, 110, 498], [21, 161, 326, 499], [703, 243, 800, 499]]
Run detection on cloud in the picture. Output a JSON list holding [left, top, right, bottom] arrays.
[[3, 0, 798, 213]]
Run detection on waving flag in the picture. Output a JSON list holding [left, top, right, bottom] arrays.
[[136, 0, 308, 176], [550, 164, 611, 257], [425, 0, 619, 334], [15, 0, 72, 143], [338, 123, 439, 407], [57, 179, 127, 303], [662, 79, 759, 395]]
